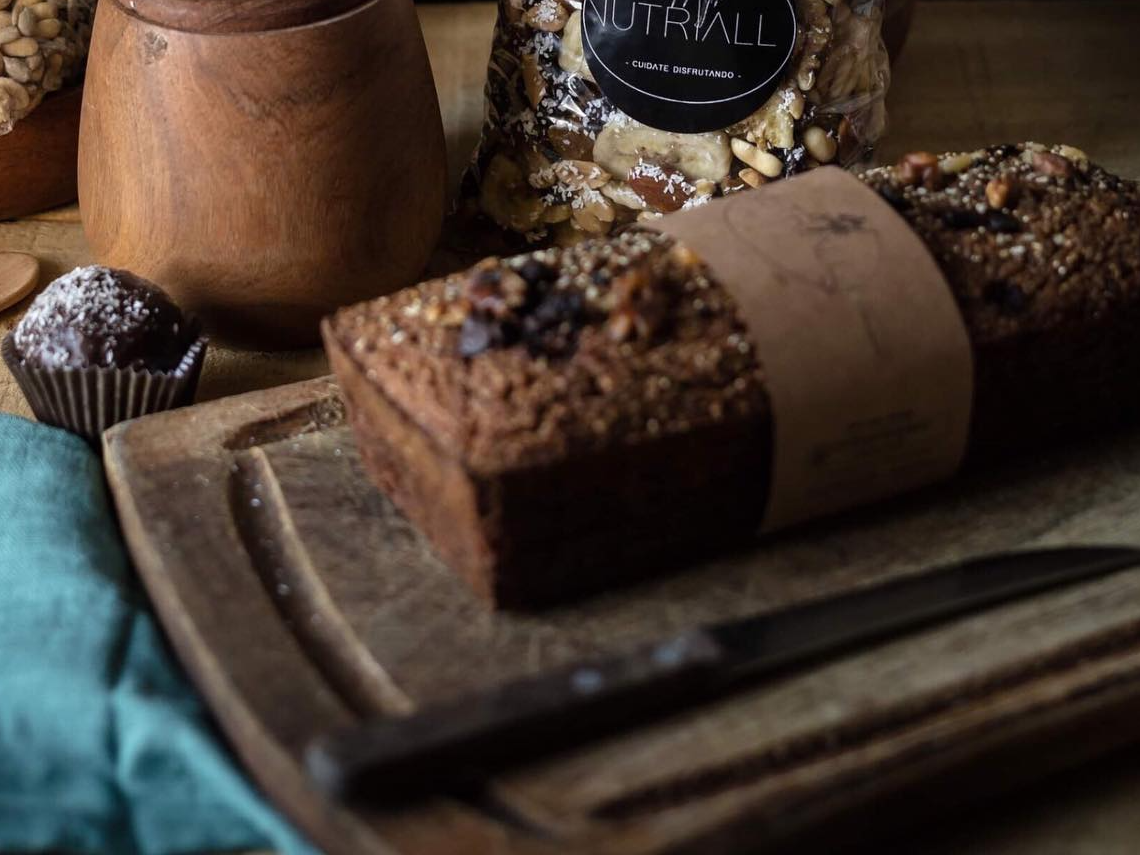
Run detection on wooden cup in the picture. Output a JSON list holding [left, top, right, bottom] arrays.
[[78, 0, 447, 348]]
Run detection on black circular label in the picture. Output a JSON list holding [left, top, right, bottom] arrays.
[[582, 0, 798, 134]]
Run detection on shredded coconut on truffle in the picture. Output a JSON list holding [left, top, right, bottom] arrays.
[[12, 265, 191, 372]]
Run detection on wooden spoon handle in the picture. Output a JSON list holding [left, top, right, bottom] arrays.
[[0, 252, 40, 313]]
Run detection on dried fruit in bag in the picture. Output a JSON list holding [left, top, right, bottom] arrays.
[[459, 0, 891, 247]]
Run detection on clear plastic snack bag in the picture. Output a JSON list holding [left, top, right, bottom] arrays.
[[0, 0, 96, 135], [459, 0, 891, 247]]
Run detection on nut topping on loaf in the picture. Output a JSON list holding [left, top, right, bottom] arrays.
[[862, 143, 1139, 342], [330, 229, 767, 472], [454, 236, 715, 359]]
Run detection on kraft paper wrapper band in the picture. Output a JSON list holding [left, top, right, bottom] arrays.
[[646, 166, 974, 532]]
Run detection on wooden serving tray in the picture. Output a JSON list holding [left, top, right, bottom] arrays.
[[104, 377, 1140, 854]]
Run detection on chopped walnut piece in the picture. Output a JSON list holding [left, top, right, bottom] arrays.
[[521, 53, 546, 110], [986, 175, 1019, 209], [524, 0, 568, 32], [669, 243, 705, 270], [464, 261, 527, 318], [606, 306, 637, 343], [1032, 151, 1074, 179], [553, 159, 611, 190], [897, 151, 943, 190], [605, 260, 670, 342]]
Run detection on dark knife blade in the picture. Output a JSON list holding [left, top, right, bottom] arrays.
[[306, 546, 1140, 800]]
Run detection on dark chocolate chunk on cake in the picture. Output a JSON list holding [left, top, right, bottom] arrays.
[[326, 144, 1140, 608]]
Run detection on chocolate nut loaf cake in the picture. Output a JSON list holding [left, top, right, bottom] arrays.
[[325, 143, 1140, 608]]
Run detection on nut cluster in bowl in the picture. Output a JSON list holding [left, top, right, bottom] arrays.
[[0, 0, 95, 134]]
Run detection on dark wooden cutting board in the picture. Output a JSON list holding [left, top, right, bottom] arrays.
[[104, 376, 1140, 854]]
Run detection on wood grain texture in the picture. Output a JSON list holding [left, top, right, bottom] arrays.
[[0, 86, 81, 221], [105, 376, 1140, 854], [105, 378, 556, 855], [880, 0, 1140, 179], [909, 741, 1140, 855], [78, 0, 447, 348], [123, 0, 367, 33]]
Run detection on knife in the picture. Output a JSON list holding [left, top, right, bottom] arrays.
[[305, 546, 1140, 800]]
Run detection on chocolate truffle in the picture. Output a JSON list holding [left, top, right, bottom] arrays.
[[12, 266, 194, 372]]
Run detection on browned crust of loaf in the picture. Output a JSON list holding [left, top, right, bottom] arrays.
[[324, 316, 771, 608], [325, 231, 769, 476], [324, 320, 499, 601], [861, 144, 1140, 345]]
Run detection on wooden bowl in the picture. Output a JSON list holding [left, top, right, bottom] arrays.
[[78, 0, 447, 349], [0, 86, 81, 221]]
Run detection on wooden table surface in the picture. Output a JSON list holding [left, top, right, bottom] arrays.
[[2, 1, 1139, 851]]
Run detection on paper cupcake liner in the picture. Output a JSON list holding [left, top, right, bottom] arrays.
[[2, 333, 208, 444]]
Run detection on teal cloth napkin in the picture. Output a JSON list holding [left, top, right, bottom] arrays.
[[0, 414, 319, 855]]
